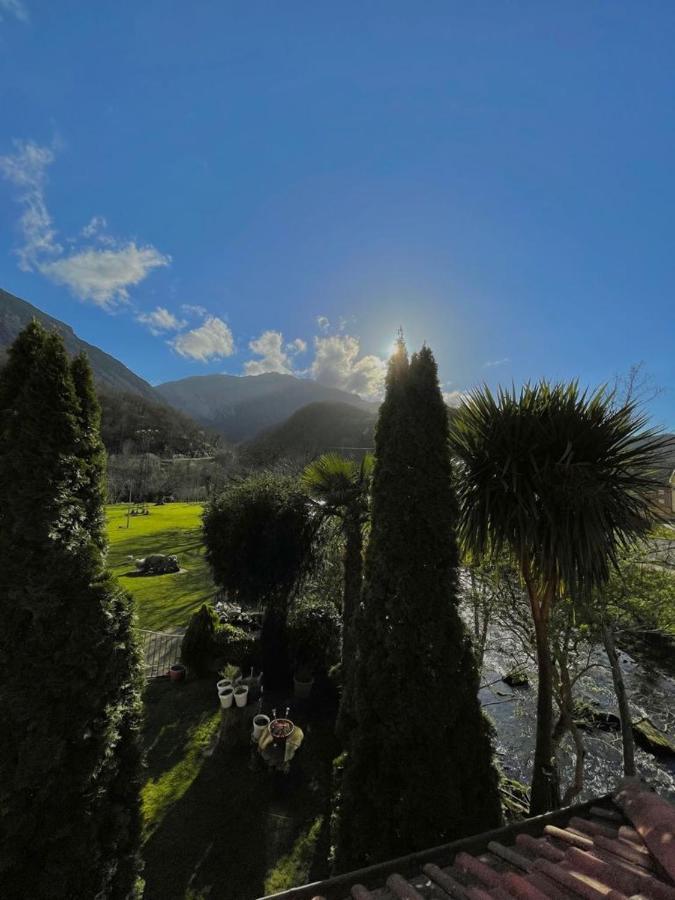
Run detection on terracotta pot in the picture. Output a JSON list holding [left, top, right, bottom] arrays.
[[169, 664, 186, 682]]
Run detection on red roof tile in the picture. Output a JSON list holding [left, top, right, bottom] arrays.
[[260, 786, 675, 900]]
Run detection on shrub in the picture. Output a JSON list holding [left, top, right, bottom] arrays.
[[288, 596, 341, 676], [181, 604, 218, 677], [213, 623, 260, 670]]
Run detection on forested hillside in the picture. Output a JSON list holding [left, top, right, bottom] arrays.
[[100, 390, 222, 456]]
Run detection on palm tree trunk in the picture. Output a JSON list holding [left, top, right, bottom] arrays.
[[530, 615, 560, 814], [602, 623, 636, 776], [342, 512, 363, 665]]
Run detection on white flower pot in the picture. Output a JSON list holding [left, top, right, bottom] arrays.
[[218, 687, 234, 709], [217, 678, 232, 695], [252, 714, 270, 741], [234, 685, 249, 708]]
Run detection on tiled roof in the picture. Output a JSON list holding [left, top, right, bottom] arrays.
[[260, 783, 675, 900]]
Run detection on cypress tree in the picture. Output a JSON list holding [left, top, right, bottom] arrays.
[[0, 322, 143, 899], [336, 339, 502, 870]]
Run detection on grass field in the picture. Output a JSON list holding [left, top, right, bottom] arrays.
[[106, 503, 215, 632]]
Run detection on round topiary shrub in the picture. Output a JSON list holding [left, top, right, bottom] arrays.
[[287, 596, 341, 678]]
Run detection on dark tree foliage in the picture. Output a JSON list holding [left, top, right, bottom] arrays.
[[181, 603, 219, 677], [71, 352, 108, 550], [0, 321, 143, 899], [203, 473, 318, 685], [99, 388, 220, 457], [336, 340, 502, 870]]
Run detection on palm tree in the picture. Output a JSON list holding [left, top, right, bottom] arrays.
[[451, 381, 667, 814], [301, 452, 373, 664]]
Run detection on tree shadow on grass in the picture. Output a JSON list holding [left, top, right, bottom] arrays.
[[141, 681, 340, 900]]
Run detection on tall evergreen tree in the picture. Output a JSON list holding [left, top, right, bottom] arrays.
[[0, 322, 143, 899], [336, 339, 501, 870]]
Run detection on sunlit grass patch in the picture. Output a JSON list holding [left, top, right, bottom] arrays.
[[105, 502, 216, 630], [263, 816, 324, 895], [141, 711, 220, 839]]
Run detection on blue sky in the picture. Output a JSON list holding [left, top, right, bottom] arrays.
[[1, 2, 674, 424]]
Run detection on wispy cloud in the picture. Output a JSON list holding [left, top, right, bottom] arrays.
[[484, 357, 510, 368], [0, 138, 170, 309], [0, 0, 29, 22], [180, 303, 208, 319], [136, 306, 187, 335], [80, 215, 107, 238], [170, 316, 234, 362], [287, 337, 307, 355], [0, 140, 60, 268], [316, 315, 330, 333]]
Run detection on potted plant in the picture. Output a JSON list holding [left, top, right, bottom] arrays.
[[218, 686, 234, 709], [169, 663, 186, 682], [216, 663, 241, 698], [234, 684, 249, 708], [288, 596, 340, 699], [293, 665, 314, 699], [252, 713, 270, 741]]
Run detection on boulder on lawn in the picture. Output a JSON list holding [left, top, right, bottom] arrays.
[[632, 718, 675, 757], [135, 554, 180, 575]]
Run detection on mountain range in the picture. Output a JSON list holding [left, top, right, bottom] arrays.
[[156, 373, 376, 443], [0, 288, 377, 447]]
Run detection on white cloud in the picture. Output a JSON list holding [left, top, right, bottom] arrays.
[[136, 306, 187, 335], [316, 315, 330, 333], [80, 215, 107, 238], [181, 303, 208, 319], [443, 390, 468, 408], [0, 139, 60, 268], [287, 337, 307, 355], [0, 0, 29, 22], [0, 138, 170, 309], [484, 357, 510, 368], [40, 243, 170, 308], [310, 334, 386, 401], [245, 330, 296, 375], [171, 316, 234, 362]]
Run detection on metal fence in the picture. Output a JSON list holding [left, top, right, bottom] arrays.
[[137, 629, 183, 679]]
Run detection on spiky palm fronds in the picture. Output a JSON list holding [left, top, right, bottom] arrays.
[[301, 452, 373, 518], [451, 381, 669, 596]]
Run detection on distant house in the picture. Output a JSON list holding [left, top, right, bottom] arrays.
[[650, 435, 675, 520], [652, 468, 674, 517]]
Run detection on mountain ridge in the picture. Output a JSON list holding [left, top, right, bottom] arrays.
[[0, 287, 158, 401], [156, 372, 377, 443]]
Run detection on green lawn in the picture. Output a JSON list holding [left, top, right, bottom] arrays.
[[106, 503, 216, 632]]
